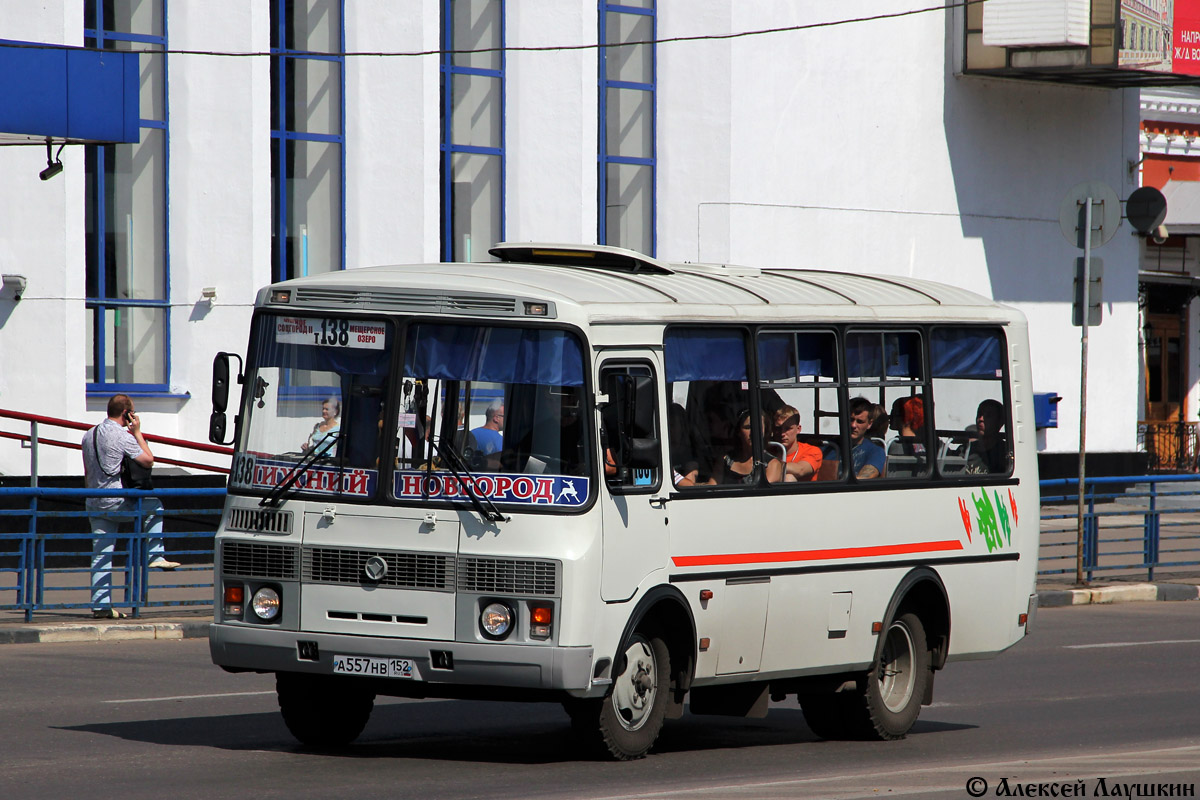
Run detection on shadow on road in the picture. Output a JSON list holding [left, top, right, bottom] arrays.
[[55, 699, 975, 763]]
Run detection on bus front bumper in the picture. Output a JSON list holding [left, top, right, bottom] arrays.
[[209, 623, 595, 693]]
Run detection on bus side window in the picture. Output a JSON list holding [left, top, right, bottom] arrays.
[[756, 329, 843, 484], [930, 327, 1012, 477], [847, 329, 930, 481], [664, 327, 752, 488]]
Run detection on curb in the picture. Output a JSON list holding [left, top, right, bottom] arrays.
[[0, 620, 210, 645], [1037, 582, 1200, 608]]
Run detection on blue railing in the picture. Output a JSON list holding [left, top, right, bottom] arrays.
[[0, 486, 225, 622], [1039, 475, 1200, 582]]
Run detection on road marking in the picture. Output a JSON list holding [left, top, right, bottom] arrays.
[[1065, 638, 1200, 649], [590, 744, 1200, 800], [103, 690, 275, 704]]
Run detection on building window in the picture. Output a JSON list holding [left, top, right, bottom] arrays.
[[599, 1, 656, 256], [84, 0, 168, 390], [271, 0, 346, 283], [442, 0, 505, 262]]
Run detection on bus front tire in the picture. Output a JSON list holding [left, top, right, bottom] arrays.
[[276, 671, 375, 747], [800, 612, 929, 741], [567, 632, 671, 760]]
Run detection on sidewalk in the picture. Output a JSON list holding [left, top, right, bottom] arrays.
[[2, 574, 1198, 645]]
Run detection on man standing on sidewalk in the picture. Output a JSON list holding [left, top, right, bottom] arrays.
[[82, 395, 179, 619]]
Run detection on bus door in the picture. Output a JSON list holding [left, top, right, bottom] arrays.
[[597, 356, 668, 602]]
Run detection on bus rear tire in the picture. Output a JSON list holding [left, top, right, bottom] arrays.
[[801, 612, 929, 741], [567, 632, 670, 760], [276, 672, 375, 747]]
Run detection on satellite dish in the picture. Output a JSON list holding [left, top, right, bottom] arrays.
[[1126, 186, 1168, 235]]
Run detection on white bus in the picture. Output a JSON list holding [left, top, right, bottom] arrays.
[[208, 243, 1038, 759]]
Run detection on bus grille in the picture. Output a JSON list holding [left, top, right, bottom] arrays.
[[225, 507, 293, 535], [221, 541, 299, 580], [457, 557, 558, 597], [303, 547, 455, 591]]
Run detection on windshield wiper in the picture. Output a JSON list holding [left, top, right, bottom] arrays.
[[427, 435, 509, 524], [259, 431, 341, 508]]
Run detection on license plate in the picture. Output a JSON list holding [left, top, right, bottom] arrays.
[[332, 655, 416, 679]]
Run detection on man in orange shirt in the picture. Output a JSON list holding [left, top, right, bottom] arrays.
[[773, 405, 822, 482]]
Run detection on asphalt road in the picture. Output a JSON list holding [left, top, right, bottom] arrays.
[[3, 603, 1200, 800]]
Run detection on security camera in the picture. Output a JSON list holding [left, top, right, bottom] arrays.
[[2, 275, 27, 302], [39, 161, 63, 181], [1152, 224, 1169, 245]]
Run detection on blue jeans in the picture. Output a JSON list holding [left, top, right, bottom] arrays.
[[90, 497, 165, 611]]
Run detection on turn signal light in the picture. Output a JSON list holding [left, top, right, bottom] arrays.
[[1018, 613, 1028, 627], [531, 606, 553, 639], [223, 584, 244, 619]]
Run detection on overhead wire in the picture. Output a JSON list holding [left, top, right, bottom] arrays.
[[0, 1, 985, 59]]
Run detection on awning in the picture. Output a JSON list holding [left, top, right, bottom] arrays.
[[1160, 180, 1200, 236], [0, 41, 139, 145]]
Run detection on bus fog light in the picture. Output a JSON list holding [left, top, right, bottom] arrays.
[[251, 587, 281, 620], [480, 602, 514, 639]]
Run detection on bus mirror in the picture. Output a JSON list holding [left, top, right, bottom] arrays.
[[609, 373, 659, 470], [628, 375, 656, 439], [209, 411, 227, 444], [212, 353, 231, 413]]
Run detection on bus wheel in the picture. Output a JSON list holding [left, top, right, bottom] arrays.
[[800, 612, 929, 741], [572, 632, 670, 760], [862, 612, 929, 740], [276, 672, 375, 747]]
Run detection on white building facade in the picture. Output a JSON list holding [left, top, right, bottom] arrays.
[[0, 1, 1153, 477]]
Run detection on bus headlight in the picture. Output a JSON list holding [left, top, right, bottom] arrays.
[[251, 587, 281, 621], [480, 602, 514, 639]]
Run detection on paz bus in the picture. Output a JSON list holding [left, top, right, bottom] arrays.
[[208, 243, 1038, 759]]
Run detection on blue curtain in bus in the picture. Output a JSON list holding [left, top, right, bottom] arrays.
[[664, 328, 747, 381], [931, 328, 1003, 379], [846, 332, 921, 378], [757, 333, 836, 381], [404, 324, 584, 386]]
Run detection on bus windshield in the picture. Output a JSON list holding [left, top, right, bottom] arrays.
[[394, 323, 593, 510], [229, 314, 394, 501]]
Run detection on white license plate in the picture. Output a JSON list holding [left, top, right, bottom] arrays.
[[332, 655, 416, 679]]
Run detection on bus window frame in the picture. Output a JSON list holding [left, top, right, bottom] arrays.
[[599, 358, 664, 496], [383, 316, 600, 517], [660, 321, 1018, 500], [228, 308, 399, 506]]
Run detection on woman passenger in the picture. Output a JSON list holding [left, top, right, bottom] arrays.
[[711, 408, 783, 485]]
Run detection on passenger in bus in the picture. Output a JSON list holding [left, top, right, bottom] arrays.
[[967, 399, 1009, 474], [886, 396, 928, 477], [868, 403, 890, 440], [826, 396, 886, 479], [772, 405, 821, 482], [301, 397, 340, 455], [668, 403, 712, 486], [471, 404, 504, 459], [711, 408, 783, 485]]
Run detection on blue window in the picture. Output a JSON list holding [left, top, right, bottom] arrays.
[[84, 0, 169, 391], [442, 0, 505, 262], [599, 1, 656, 256], [271, 0, 346, 282]]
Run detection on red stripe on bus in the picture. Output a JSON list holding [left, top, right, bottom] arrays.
[[671, 539, 964, 568]]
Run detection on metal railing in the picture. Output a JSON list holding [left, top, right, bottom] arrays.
[[0, 486, 224, 622], [1039, 475, 1200, 583], [0, 407, 233, 482], [1137, 421, 1200, 473]]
